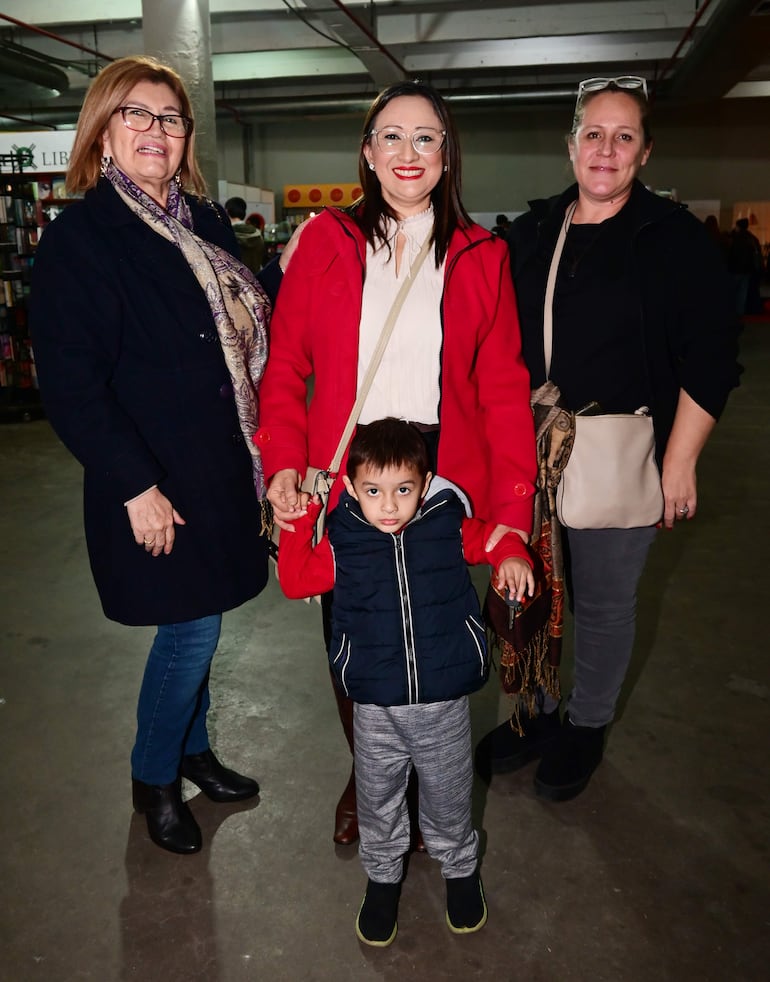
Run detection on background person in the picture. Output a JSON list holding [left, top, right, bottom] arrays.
[[278, 418, 534, 945], [477, 75, 740, 801], [255, 80, 536, 848], [491, 212, 510, 237], [225, 195, 265, 274], [29, 56, 275, 855]]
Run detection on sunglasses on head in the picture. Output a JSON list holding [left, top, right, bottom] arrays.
[[576, 76, 649, 105]]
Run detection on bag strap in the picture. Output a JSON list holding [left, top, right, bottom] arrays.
[[543, 200, 577, 379], [326, 232, 434, 474]]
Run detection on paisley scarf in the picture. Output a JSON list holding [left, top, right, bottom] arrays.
[[486, 381, 574, 729], [104, 162, 270, 500]]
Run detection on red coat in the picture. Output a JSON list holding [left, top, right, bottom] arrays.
[[255, 208, 536, 531]]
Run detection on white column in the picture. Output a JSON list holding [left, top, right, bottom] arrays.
[[142, 0, 218, 195]]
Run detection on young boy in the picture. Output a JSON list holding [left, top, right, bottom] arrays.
[[278, 418, 534, 947]]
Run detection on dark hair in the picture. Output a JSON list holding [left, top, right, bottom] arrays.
[[346, 418, 430, 482], [353, 80, 471, 267], [736, 217, 750, 230], [571, 82, 653, 146], [225, 196, 247, 220], [495, 214, 509, 225], [246, 211, 265, 231]]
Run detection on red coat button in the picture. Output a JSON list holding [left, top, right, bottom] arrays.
[[513, 483, 527, 496], [254, 429, 270, 445]]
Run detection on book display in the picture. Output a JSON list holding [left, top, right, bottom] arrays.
[[0, 153, 44, 422]]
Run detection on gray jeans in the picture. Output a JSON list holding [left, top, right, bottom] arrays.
[[354, 698, 478, 883], [543, 525, 658, 727]]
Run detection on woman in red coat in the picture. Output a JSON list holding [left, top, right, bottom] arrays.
[[256, 80, 536, 845]]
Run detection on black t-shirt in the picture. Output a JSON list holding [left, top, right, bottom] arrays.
[[518, 205, 651, 414]]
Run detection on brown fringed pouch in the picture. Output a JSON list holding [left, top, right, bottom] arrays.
[[483, 381, 574, 730]]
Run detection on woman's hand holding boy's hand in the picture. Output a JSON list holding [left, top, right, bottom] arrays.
[[496, 557, 535, 604], [267, 468, 309, 531]]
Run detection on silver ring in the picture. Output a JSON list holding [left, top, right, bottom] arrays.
[[679, 506, 689, 515]]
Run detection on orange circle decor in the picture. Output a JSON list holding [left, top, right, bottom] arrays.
[[282, 183, 362, 208]]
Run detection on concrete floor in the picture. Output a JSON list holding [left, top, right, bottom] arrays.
[[1, 323, 768, 982]]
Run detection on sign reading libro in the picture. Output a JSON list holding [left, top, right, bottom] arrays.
[[0, 131, 76, 173]]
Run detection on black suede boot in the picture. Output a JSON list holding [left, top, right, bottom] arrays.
[[474, 708, 561, 779], [132, 778, 202, 854], [533, 713, 606, 802], [180, 749, 259, 802], [355, 880, 401, 947]]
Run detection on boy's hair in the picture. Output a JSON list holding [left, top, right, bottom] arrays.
[[346, 418, 430, 482]]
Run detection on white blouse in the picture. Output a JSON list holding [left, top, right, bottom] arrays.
[[357, 206, 445, 426]]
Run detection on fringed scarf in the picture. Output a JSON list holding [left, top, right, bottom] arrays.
[[484, 380, 574, 731], [104, 163, 270, 503]]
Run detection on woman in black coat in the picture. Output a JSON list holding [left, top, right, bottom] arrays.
[[29, 56, 274, 855], [475, 77, 740, 802]]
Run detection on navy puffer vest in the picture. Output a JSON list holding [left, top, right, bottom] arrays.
[[326, 487, 489, 705]]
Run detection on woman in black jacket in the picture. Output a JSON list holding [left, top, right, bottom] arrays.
[[476, 76, 740, 801], [30, 56, 276, 855]]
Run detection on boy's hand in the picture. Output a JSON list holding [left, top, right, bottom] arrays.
[[496, 557, 535, 604]]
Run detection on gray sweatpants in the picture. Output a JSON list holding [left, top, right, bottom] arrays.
[[354, 698, 478, 884]]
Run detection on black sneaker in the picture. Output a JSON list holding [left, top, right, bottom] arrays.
[[355, 880, 400, 947], [445, 871, 488, 934], [474, 708, 561, 779], [534, 714, 606, 802]]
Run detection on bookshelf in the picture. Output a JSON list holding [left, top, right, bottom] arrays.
[[0, 153, 44, 422]]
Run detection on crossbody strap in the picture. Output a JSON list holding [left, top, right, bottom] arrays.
[[543, 200, 577, 379], [326, 232, 434, 474]]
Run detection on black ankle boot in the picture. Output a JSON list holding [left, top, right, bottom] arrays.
[[132, 778, 202, 854], [180, 749, 259, 803], [446, 870, 488, 934], [355, 880, 401, 947], [474, 708, 561, 779], [533, 713, 606, 802]]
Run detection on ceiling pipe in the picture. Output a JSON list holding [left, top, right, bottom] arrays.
[[0, 86, 583, 130], [665, 0, 767, 100], [0, 111, 57, 129], [327, 0, 407, 78], [652, 0, 714, 96], [0, 12, 113, 64], [0, 45, 70, 94]]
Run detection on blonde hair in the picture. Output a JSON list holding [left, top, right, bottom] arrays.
[[66, 55, 206, 196]]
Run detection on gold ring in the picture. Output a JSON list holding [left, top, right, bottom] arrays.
[[143, 538, 154, 544]]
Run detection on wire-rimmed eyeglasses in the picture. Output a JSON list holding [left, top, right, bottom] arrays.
[[369, 126, 446, 155], [576, 76, 648, 106], [114, 106, 193, 138]]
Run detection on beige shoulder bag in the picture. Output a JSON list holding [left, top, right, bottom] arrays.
[[546, 202, 663, 529]]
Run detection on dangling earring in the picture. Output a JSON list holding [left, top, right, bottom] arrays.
[[443, 164, 447, 172], [100, 155, 112, 176], [368, 162, 375, 171], [174, 171, 182, 187]]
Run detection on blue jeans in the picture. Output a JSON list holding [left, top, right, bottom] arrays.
[[130, 614, 222, 785]]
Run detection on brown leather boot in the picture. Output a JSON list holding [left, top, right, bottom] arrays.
[[331, 670, 359, 845]]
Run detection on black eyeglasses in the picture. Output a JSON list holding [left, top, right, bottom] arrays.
[[114, 106, 193, 137]]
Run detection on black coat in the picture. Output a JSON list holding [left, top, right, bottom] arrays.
[[508, 180, 741, 462], [29, 179, 268, 625]]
